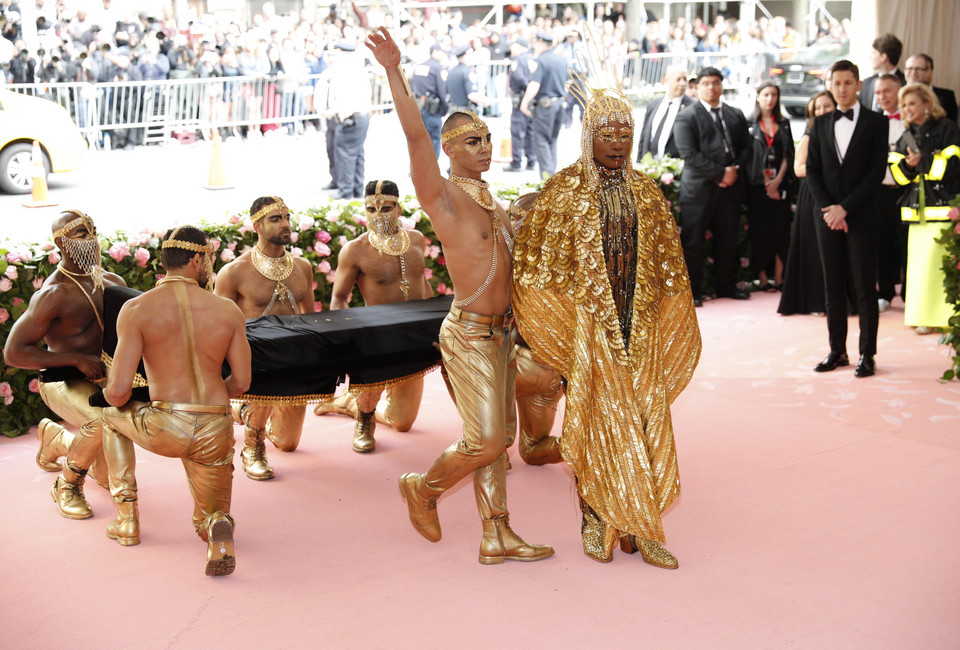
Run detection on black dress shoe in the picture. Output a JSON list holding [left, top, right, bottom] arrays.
[[504, 164, 521, 172], [717, 288, 751, 300], [814, 352, 849, 372], [322, 182, 338, 190], [693, 295, 703, 308], [854, 355, 876, 378]]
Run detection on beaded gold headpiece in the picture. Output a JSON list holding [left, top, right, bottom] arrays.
[[250, 197, 289, 223], [162, 226, 215, 290], [52, 210, 95, 239], [440, 110, 490, 144]]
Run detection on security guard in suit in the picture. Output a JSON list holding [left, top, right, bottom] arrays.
[[410, 44, 448, 158], [507, 38, 536, 171], [520, 32, 568, 179]]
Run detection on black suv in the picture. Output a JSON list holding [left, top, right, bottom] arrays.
[[769, 40, 850, 117]]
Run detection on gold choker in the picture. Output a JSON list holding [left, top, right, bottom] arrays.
[[449, 175, 496, 212]]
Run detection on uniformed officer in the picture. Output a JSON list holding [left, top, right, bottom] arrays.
[[410, 43, 448, 158], [506, 38, 536, 172], [520, 32, 568, 179], [446, 45, 486, 115]]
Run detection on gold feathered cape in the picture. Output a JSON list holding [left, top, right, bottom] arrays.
[[513, 161, 701, 542]]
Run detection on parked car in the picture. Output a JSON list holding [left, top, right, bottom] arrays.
[[769, 40, 850, 117], [0, 88, 87, 194]]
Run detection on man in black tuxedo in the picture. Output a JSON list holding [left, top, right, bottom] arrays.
[[673, 67, 752, 306], [860, 33, 906, 112], [637, 67, 694, 160], [904, 53, 958, 123], [807, 60, 888, 378]]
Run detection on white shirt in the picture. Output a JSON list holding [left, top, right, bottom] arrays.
[[833, 102, 860, 163], [883, 111, 906, 185], [650, 95, 684, 158]]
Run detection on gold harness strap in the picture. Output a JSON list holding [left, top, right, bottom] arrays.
[[171, 281, 205, 403], [59, 272, 105, 331]]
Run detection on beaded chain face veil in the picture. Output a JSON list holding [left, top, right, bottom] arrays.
[[365, 180, 411, 300], [53, 210, 104, 291]]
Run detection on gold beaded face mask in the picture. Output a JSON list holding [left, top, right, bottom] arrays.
[[250, 197, 290, 223], [364, 180, 401, 236], [54, 210, 104, 290], [162, 227, 216, 291], [440, 111, 491, 145]]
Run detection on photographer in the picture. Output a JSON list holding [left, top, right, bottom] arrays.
[[9, 41, 35, 83]]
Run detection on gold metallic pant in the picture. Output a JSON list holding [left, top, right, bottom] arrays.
[[425, 311, 517, 520], [323, 379, 425, 431], [39, 380, 105, 471], [514, 345, 563, 465], [234, 403, 307, 452], [102, 401, 235, 535]]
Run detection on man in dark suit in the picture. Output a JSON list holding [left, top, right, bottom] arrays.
[[673, 67, 752, 306], [904, 53, 958, 123], [807, 60, 888, 378], [637, 67, 693, 160], [860, 33, 906, 112]]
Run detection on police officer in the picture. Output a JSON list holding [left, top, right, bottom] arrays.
[[520, 32, 568, 179], [506, 38, 536, 172], [447, 45, 486, 115], [410, 43, 449, 158]]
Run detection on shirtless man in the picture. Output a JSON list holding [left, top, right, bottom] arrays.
[[4, 210, 125, 519], [315, 179, 433, 453], [366, 27, 553, 564], [102, 226, 250, 576], [214, 196, 315, 480]]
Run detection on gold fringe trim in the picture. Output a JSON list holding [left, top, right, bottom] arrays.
[[100, 352, 149, 388], [231, 392, 335, 406], [346, 363, 440, 395]]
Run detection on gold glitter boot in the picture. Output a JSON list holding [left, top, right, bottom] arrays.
[[353, 409, 376, 453], [398, 472, 441, 542], [241, 425, 275, 481], [520, 435, 562, 466], [620, 534, 679, 569], [580, 500, 617, 563], [478, 515, 555, 565], [51, 465, 93, 519], [314, 392, 357, 417], [205, 512, 236, 576], [106, 500, 140, 546], [36, 418, 72, 472]]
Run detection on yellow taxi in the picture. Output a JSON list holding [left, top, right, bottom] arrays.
[[0, 87, 87, 193]]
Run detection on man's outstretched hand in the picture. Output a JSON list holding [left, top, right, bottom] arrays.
[[365, 27, 401, 68]]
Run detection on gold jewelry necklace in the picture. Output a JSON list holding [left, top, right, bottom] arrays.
[[252, 246, 294, 282], [368, 227, 411, 257], [157, 276, 199, 287], [449, 175, 497, 212], [56, 263, 104, 331]]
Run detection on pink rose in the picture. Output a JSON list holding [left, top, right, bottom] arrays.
[[227, 241, 237, 251], [28, 378, 40, 393], [325, 270, 336, 283], [356, 217, 367, 227], [220, 249, 236, 262], [954, 222, 960, 235], [400, 217, 415, 230], [424, 268, 433, 280], [315, 243, 331, 257], [316, 230, 332, 243], [41, 242, 54, 251], [318, 260, 332, 273], [240, 245, 252, 255], [228, 213, 242, 224], [0, 307, 8, 323], [108, 243, 130, 262], [338, 236, 349, 247], [0, 278, 12, 292], [948, 206, 960, 221], [33, 276, 44, 289], [134, 247, 150, 267], [238, 225, 253, 235], [312, 281, 318, 291], [740, 257, 749, 268], [0, 382, 12, 397], [299, 216, 316, 231], [5, 252, 21, 264], [661, 172, 675, 185], [47, 251, 61, 264], [12, 297, 24, 307], [423, 237, 431, 245], [291, 247, 303, 257], [704, 230, 713, 241], [3, 395, 12, 406], [346, 225, 357, 235], [436, 283, 448, 294], [426, 245, 440, 259], [5, 266, 18, 280], [290, 232, 299, 243], [209, 239, 222, 251]]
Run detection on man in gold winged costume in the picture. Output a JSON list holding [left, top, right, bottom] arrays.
[[513, 79, 702, 567]]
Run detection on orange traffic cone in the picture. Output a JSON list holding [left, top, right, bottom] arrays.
[[204, 130, 233, 190], [493, 123, 512, 164], [22, 140, 57, 208]]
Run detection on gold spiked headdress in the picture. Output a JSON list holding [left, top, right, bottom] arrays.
[[440, 110, 490, 144], [250, 197, 289, 223]]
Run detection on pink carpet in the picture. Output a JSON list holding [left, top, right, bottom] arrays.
[[2, 292, 958, 648]]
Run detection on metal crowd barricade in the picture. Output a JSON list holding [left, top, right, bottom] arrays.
[[625, 47, 809, 93]]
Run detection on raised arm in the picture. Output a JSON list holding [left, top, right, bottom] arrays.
[[365, 28, 448, 215]]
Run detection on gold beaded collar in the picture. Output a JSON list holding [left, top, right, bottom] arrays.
[[440, 111, 490, 144], [448, 175, 496, 212], [251, 197, 289, 223]]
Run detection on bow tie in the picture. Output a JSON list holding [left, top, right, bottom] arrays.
[[887, 112, 900, 120], [834, 109, 854, 121]]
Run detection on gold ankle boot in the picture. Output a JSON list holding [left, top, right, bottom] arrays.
[[520, 436, 562, 466], [241, 427, 275, 480], [352, 409, 376, 453], [479, 515, 554, 565], [314, 393, 357, 417], [205, 512, 236, 576], [36, 418, 69, 472], [580, 500, 617, 562], [398, 472, 441, 542], [51, 466, 93, 520], [106, 500, 140, 546], [620, 534, 679, 570]]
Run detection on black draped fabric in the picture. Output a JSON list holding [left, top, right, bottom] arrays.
[[43, 287, 450, 406], [778, 180, 825, 315]]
